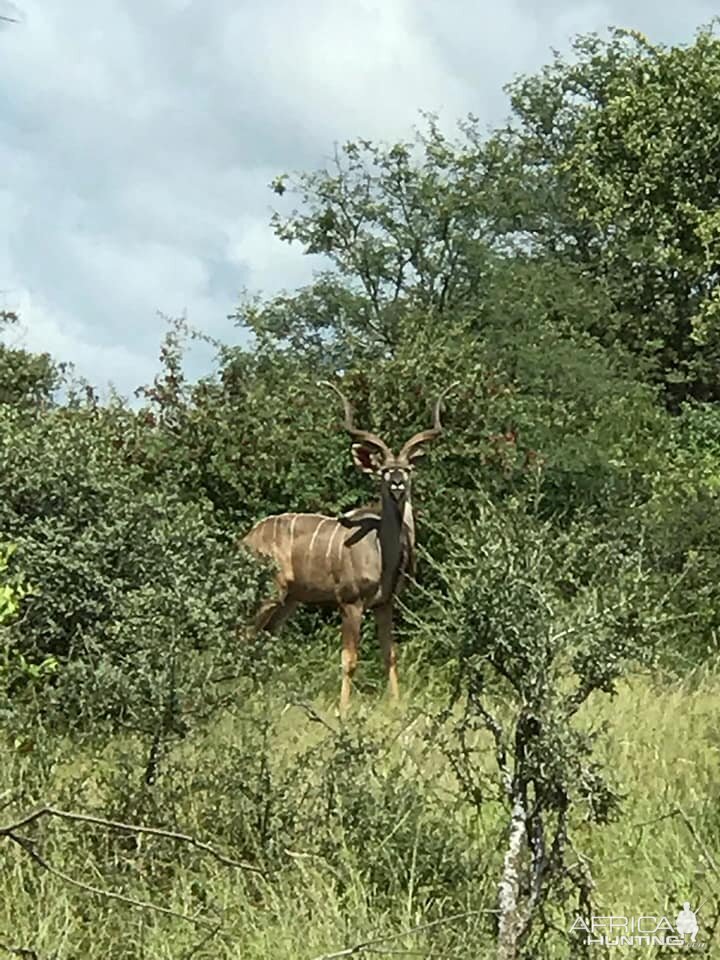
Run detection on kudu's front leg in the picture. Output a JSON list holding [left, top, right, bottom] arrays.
[[339, 603, 363, 714], [374, 603, 399, 703]]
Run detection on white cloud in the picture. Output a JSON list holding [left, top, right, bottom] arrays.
[[9, 289, 157, 403], [0, 0, 714, 398], [218, 0, 471, 143]]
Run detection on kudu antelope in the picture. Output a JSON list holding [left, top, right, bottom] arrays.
[[241, 380, 456, 712]]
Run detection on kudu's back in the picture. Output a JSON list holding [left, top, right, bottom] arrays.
[[242, 510, 384, 607]]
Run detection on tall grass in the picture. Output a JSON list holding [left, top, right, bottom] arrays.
[[1, 665, 718, 959]]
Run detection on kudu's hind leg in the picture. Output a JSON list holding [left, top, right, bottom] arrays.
[[255, 596, 299, 634], [261, 600, 298, 633], [339, 603, 363, 714], [374, 603, 399, 703]]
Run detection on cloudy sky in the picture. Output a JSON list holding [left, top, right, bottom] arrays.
[[0, 0, 715, 400]]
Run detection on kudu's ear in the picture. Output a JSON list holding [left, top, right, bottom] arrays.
[[405, 447, 426, 465], [352, 442, 384, 474]]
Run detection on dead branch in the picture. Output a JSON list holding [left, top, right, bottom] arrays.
[[677, 808, 720, 879], [0, 805, 262, 874], [285, 699, 340, 734], [7, 832, 212, 929], [309, 909, 495, 960], [179, 921, 225, 960], [633, 806, 720, 878], [0, 791, 21, 814], [0, 804, 263, 936]]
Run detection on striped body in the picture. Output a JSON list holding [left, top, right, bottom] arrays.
[[243, 506, 415, 609], [240, 378, 455, 711]]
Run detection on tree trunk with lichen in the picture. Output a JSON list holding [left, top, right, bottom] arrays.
[[496, 790, 529, 960]]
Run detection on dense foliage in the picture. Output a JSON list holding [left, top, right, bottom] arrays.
[[2, 22, 720, 960]]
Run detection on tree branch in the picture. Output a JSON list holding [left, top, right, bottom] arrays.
[[495, 791, 529, 960], [633, 806, 720, 878], [309, 910, 494, 960], [0, 805, 262, 874], [0, 804, 264, 937], [285, 699, 340, 734], [7, 831, 213, 930]]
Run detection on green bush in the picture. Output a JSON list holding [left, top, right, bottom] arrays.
[[0, 543, 57, 703], [0, 401, 272, 730]]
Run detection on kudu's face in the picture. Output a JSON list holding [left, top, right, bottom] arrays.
[[381, 463, 412, 504], [320, 379, 459, 499], [352, 446, 417, 506]]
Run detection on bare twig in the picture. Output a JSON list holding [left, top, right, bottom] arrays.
[[0, 804, 265, 939], [286, 699, 339, 734], [0, 791, 21, 814], [180, 921, 225, 960], [471, 697, 511, 795], [676, 807, 720, 878], [633, 807, 720, 878], [0, 805, 262, 874], [284, 848, 345, 885], [7, 832, 212, 930], [362, 952, 456, 958], [309, 910, 494, 960]]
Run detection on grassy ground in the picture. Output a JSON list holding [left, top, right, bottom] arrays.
[[1, 662, 718, 959]]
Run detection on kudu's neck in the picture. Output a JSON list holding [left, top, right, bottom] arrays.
[[378, 486, 413, 604]]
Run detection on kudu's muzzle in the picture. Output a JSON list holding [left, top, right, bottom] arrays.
[[384, 467, 409, 502]]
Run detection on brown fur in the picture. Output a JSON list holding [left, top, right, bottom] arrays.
[[241, 381, 456, 712]]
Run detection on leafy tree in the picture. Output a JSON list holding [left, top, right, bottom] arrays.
[[497, 23, 720, 404], [0, 543, 56, 704], [0, 310, 63, 408], [255, 121, 500, 358], [423, 501, 667, 958], [0, 393, 271, 731]]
